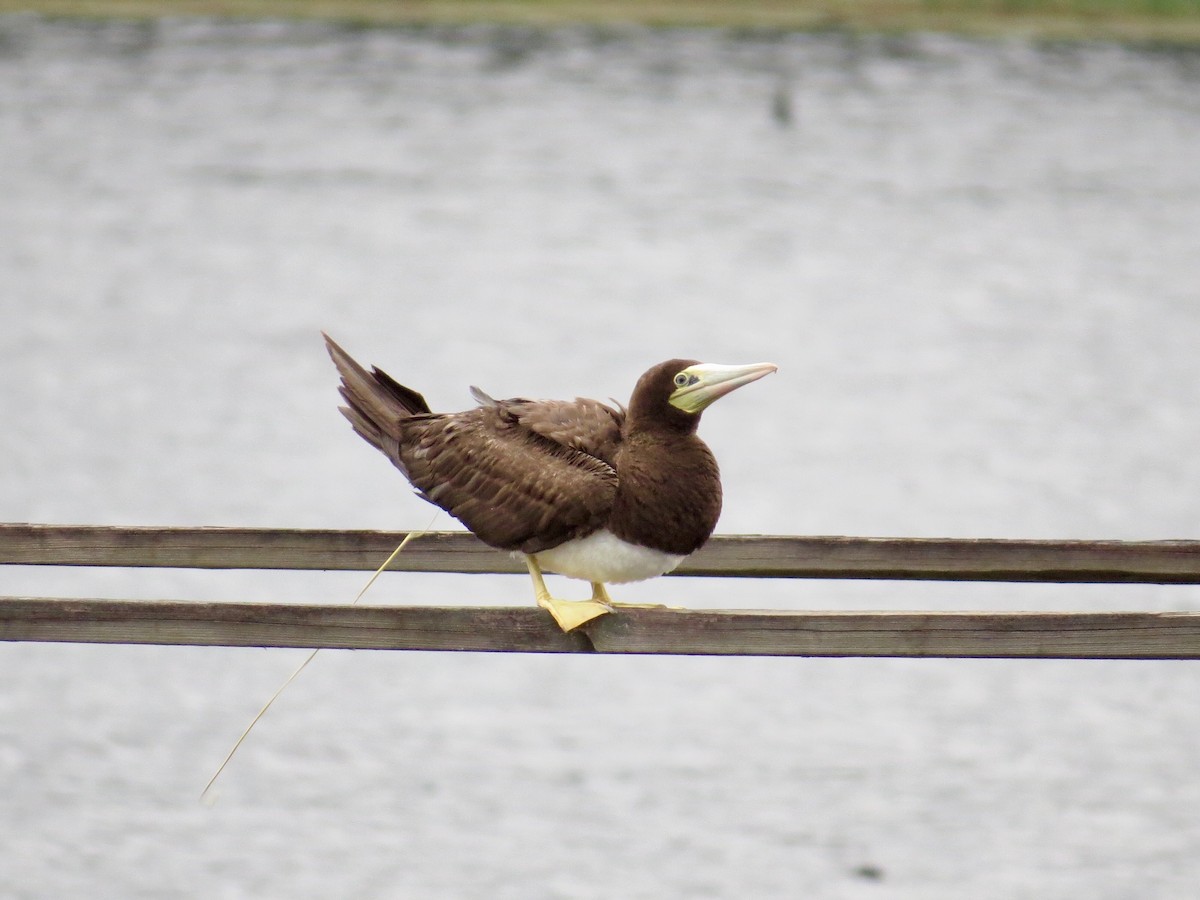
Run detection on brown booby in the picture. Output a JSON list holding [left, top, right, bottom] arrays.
[[323, 334, 776, 631]]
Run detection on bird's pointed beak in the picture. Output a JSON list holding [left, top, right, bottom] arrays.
[[669, 361, 778, 414]]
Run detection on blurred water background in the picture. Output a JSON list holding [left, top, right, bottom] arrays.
[[2, 13, 1200, 898]]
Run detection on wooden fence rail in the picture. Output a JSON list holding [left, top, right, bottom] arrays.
[[3, 524, 1200, 658], [4, 523, 1200, 582], [4, 598, 1200, 659]]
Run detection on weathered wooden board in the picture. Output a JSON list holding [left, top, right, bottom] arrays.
[[3, 597, 1199, 659], [3, 524, 1200, 582]]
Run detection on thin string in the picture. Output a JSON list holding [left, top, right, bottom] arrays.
[[200, 525, 428, 804]]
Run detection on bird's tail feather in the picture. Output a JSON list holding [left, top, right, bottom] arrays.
[[322, 332, 432, 459]]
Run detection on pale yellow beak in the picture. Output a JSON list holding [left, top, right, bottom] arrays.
[[668, 362, 778, 414]]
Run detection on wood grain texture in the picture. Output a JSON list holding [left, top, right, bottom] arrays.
[[3, 597, 1199, 658], [3, 524, 1200, 582]]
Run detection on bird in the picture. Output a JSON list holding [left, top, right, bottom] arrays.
[[323, 333, 776, 631]]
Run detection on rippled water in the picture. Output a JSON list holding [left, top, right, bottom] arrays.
[[2, 15, 1200, 899]]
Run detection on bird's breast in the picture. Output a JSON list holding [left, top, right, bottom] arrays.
[[532, 529, 686, 584], [604, 433, 723, 556]]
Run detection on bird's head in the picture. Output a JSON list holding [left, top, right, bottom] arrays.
[[629, 358, 778, 431]]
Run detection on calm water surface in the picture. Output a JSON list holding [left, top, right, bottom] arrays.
[[2, 15, 1200, 899]]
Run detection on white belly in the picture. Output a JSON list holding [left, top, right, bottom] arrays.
[[532, 529, 686, 585]]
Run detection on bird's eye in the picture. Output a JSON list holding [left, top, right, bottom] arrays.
[[673, 373, 691, 388]]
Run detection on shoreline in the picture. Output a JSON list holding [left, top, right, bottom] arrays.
[[3, 1, 1200, 44]]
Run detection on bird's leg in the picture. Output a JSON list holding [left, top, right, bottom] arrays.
[[590, 582, 614, 604], [525, 556, 610, 632]]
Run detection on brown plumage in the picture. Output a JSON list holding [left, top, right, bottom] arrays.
[[323, 333, 776, 630]]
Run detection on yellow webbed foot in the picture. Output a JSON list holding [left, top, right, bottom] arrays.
[[590, 581, 679, 610], [537, 595, 611, 632], [526, 556, 610, 632]]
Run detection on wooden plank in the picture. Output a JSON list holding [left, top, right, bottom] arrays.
[[3, 597, 1200, 659], [0, 524, 493, 573], [2, 523, 1200, 583]]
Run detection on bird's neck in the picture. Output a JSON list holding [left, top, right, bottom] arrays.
[[625, 400, 700, 436]]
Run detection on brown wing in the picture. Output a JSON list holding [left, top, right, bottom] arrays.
[[397, 407, 618, 553], [470, 389, 625, 466]]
